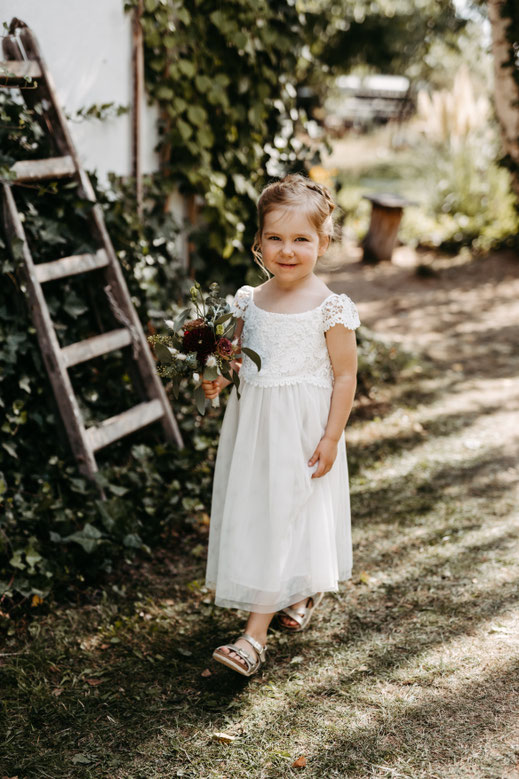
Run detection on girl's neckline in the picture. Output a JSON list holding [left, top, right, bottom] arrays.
[[249, 289, 336, 317]]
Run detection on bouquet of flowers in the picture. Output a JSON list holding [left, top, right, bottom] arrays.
[[148, 281, 261, 415]]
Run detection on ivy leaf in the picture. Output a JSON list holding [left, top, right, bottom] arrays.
[[18, 375, 31, 393], [178, 60, 195, 78], [187, 105, 208, 127], [177, 119, 193, 140], [2, 442, 18, 459], [195, 75, 212, 93]]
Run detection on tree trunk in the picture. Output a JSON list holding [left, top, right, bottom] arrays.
[[488, 0, 519, 196]]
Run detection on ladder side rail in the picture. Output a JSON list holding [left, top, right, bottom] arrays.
[[89, 202, 184, 447], [2, 183, 99, 479]]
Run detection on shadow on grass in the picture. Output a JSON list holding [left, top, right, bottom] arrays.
[[309, 655, 519, 777]]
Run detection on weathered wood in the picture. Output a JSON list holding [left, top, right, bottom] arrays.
[[0, 59, 41, 84], [1, 23, 184, 483], [362, 193, 414, 263], [61, 328, 132, 368], [85, 400, 164, 452], [14, 27, 183, 449], [35, 250, 109, 283], [10, 156, 75, 183], [2, 183, 98, 478]]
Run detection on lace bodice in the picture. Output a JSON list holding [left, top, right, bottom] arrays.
[[230, 285, 360, 389]]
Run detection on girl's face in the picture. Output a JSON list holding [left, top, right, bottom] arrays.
[[260, 207, 328, 284]]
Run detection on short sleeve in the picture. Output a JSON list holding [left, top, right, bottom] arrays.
[[230, 285, 253, 319], [322, 293, 360, 332]]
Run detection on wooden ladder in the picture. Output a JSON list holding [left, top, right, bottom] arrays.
[[1, 22, 183, 483]]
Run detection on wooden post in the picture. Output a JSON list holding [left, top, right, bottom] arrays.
[[132, 0, 144, 216], [362, 193, 415, 263]]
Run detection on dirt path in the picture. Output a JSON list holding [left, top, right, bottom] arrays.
[[322, 246, 519, 474]]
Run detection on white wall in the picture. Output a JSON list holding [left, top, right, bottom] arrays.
[[1, 0, 159, 181]]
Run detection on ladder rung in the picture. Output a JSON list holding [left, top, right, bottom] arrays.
[[85, 400, 164, 452], [0, 60, 42, 84], [61, 328, 132, 368], [35, 250, 109, 283], [10, 156, 76, 183]]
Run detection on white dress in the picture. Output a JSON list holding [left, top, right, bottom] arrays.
[[205, 285, 361, 614]]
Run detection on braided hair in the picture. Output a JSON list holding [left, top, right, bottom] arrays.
[[252, 174, 336, 273]]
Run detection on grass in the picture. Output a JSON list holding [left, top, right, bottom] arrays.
[[2, 257, 519, 777]]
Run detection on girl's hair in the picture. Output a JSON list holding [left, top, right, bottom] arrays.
[[251, 173, 336, 272]]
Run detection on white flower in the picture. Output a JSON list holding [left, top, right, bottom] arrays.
[[193, 372, 200, 382], [206, 354, 217, 367], [167, 346, 178, 356], [176, 353, 187, 361], [164, 319, 175, 330]]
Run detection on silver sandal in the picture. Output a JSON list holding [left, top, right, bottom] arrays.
[[276, 593, 324, 632], [212, 633, 267, 677]]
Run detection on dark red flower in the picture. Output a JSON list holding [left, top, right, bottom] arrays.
[[216, 337, 234, 360], [182, 323, 216, 364], [183, 318, 205, 332]]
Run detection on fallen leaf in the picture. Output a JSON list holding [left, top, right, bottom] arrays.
[[290, 655, 303, 665], [177, 647, 193, 657], [212, 732, 236, 743], [359, 571, 370, 584], [31, 594, 43, 607], [85, 678, 103, 686], [71, 753, 91, 765], [52, 688, 63, 697], [201, 668, 212, 677], [100, 643, 110, 650], [292, 755, 307, 768]]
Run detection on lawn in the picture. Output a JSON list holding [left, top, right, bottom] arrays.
[[1, 249, 519, 778]]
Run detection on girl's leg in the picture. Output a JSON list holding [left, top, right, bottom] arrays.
[[217, 610, 275, 669]]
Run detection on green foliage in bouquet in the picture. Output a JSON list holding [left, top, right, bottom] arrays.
[[148, 282, 261, 414]]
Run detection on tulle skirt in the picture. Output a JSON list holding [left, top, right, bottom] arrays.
[[205, 380, 353, 614]]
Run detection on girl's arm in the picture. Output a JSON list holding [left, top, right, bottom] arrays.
[[308, 326, 358, 479], [202, 318, 244, 400]]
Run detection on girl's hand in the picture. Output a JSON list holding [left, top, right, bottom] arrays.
[[202, 375, 228, 399], [308, 436, 338, 479]]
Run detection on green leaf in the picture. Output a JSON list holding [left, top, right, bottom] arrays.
[[178, 60, 195, 78], [187, 105, 207, 126], [215, 312, 233, 324], [18, 375, 31, 393], [203, 365, 219, 381], [2, 442, 18, 459], [177, 119, 193, 140], [194, 384, 207, 416], [154, 342, 173, 364], [231, 369, 241, 399], [241, 347, 261, 371], [172, 308, 191, 332]]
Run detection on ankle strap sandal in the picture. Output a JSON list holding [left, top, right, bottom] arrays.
[[276, 592, 324, 632], [212, 633, 267, 677]]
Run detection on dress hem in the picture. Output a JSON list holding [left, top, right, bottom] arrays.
[[205, 575, 352, 614]]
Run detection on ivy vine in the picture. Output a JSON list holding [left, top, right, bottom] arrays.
[[123, 0, 318, 287]]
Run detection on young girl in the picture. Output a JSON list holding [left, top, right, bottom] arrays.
[[202, 174, 360, 676]]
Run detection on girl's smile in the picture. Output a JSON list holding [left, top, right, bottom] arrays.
[[260, 207, 328, 285]]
